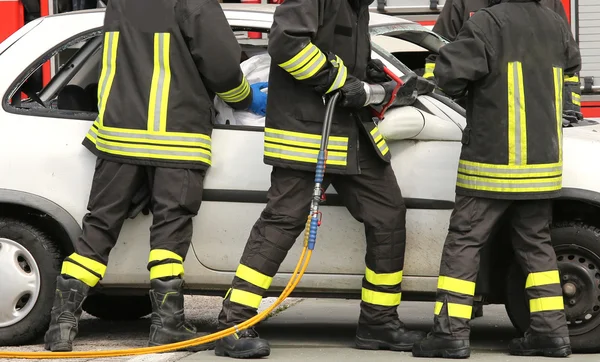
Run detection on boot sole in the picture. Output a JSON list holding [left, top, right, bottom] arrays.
[[215, 345, 271, 358], [148, 341, 215, 352], [412, 346, 471, 359], [44, 341, 73, 352], [509, 346, 572, 358], [355, 335, 415, 352]]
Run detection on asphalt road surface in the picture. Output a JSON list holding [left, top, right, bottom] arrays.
[[1, 297, 599, 361]]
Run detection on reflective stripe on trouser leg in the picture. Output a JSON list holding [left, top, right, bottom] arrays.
[[510, 200, 569, 337], [61, 253, 108, 287], [432, 196, 512, 339], [147, 249, 185, 280], [217, 168, 327, 328]]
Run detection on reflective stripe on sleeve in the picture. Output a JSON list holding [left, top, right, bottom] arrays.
[[424, 62, 435, 79], [365, 268, 403, 286], [361, 288, 401, 307], [279, 42, 327, 81], [96, 31, 119, 127], [564, 75, 579, 83], [217, 76, 251, 103], [325, 55, 348, 94]]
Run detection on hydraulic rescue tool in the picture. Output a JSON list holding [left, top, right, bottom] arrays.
[[0, 66, 405, 359]]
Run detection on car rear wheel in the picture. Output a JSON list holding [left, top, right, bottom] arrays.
[[83, 294, 152, 321], [0, 218, 61, 346], [504, 222, 600, 353]]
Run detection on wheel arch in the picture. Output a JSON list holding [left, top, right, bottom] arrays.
[[476, 187, 600, 304], [0, 188, 80, 256]]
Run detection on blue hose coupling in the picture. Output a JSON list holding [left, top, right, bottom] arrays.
[[307, 215, 320, 250]]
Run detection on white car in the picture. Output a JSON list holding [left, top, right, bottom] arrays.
[[1, 4, 600, 353]]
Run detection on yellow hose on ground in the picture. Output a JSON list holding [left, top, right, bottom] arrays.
[[0, 247, 312, 359]]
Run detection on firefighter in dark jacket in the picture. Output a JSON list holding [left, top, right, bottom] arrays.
[[424, 0, 582, 125], [213, 0, 428, 358], [43, 0, 267, 353], [412, 0, 581, 358]]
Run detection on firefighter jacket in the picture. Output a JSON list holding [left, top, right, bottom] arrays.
[[424, 0, 581, 117], [264, 0, 391, 175], [434, 0, 581, 200], [83, 0, 254, 169]]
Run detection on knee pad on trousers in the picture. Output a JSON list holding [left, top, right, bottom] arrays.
[[365, 228, 406, 273]]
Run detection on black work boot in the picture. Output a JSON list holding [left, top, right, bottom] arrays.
[[215, 327, 270, 358], [412, 333, 470, 359], [355, 319, 426, 351], [44, 275, 90, 352], [509, 333, 571, 357], [148, 277, 215, 351]]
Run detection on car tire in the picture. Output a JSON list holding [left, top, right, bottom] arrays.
[[82, 294, 152, 321], [504, 222, 600, 353], [0, 218, 62, 346]]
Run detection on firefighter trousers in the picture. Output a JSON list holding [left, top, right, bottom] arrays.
[[59, 158, 205, 288], [432, 195, 568, 339], [217, 161, 407, 328]]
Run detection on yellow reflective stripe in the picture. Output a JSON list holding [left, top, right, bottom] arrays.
[[264, 142, 347, 166], [365, 268, 403, 286], [96, 31, 119, 127], [149, 249, 183, 263], [457, 174, 562, 193], [230, 289, 263, 309], [554, 67, 564, 163], [564, 75, 579, 83], [325, 56, 348, 94], [279, 42, 320, 72], [291, 51, 327, 80], [377, 139, 389, 156], [147, 33, 171, 133], [361, 288, 401, 307], [572, 92, 581, 106], [235, 264, 273, 290], [217, 77, 251, 103], [264, 127, 348, 151], [424, 62, 435, 78], [149, 263, 184, 280], [437, 276, 476, 296], [67, 253, 107, 277], [458, 159, 562, 179], [434, 301, 472, 319], [61, 261, 101, 287], [95, 137, 212, 164], [93, 127, 211, 149], [507, 61, 527, 165], [525, 270, 560, 288], [530, 296, 564, 313]]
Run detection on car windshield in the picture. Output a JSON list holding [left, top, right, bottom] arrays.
[[369, 23, 446, 77]]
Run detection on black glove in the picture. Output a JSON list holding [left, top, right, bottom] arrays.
[[366, 59, 388, 83], [338, 75, 367, 109]]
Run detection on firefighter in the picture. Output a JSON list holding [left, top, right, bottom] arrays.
[[412, 0, 581, 358], [212, 0, 430, 358], [43, 0, 268, 353], [424, 0, 582, 125]]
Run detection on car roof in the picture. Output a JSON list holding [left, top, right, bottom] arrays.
[[44, 3, 415, 28]]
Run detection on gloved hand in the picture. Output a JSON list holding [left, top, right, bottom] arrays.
[[338, 75, 367, 109], [563, 110, 583, 126], [366, 59, 388, 83], [248, 82, 268, 116]]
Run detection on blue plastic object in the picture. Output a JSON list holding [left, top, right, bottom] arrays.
[[248, 82, 268, 116]]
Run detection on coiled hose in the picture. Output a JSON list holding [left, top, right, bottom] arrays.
[[0, 93, 341, 360]]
